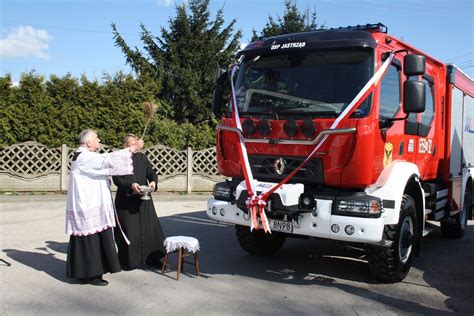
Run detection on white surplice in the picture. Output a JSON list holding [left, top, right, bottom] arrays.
[[65, 147, 133, 236]]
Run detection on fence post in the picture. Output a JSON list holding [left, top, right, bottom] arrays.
[[186, 147, 193, 193], [60, 144, 69, 192]]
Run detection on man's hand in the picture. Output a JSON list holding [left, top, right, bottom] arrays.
[[131, 183, 141, 194], [149, 181, 156, 191]]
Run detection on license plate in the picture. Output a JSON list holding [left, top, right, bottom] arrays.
[[260, 219, 293, 233]]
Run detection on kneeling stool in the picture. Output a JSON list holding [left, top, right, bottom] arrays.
[[162, 236, 200, 280]]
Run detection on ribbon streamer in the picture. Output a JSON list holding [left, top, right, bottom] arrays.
[[230, 66, 266, 231]]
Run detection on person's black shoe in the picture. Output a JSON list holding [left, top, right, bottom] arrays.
[[121, 265, 134, 271], [88, 276, 109, 286], [76, 278, 89, 285]]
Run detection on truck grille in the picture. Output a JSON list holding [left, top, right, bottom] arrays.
[[248, 155, 324, 185]]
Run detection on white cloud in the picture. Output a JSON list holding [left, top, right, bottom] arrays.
[[156, 0, 174, 7], [156, 0, 188, 7], [0, 26, 52, 59]]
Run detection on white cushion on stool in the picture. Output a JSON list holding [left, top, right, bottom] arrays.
[[164, 236, 200, 254]]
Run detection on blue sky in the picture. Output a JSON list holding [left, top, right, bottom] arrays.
[[1, 0, 473, 84]]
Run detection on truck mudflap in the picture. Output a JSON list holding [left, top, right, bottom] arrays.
[[207, 197, 385, 244]]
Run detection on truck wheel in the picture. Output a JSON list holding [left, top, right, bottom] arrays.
[[441, 189, 470, 239], [366, 194, 416, 283], [235, 224, 286, 256]]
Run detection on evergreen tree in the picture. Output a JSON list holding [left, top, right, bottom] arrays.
[[0, 75, 15, 145], [45, 74, 83, 146], [112, 0, 241, 124], [251, 0, 324, 41], [0, 72, 217, 150], [8, 72, 55, 145]]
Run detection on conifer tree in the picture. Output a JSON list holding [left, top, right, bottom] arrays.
[[251, 0, 324, 41], [112, 0, 241, 124]]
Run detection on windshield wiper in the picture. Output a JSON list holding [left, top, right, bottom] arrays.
[[274, 109, 340, 117]]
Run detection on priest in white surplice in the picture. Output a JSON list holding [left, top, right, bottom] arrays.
[[65, 129, 135, 286]]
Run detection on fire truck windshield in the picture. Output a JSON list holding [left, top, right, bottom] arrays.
[[234, 49, 374, 118]]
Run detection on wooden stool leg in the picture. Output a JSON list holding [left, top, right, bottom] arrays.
[[177, 248, 183, 281], [194, 252, 200, 276], [161, 253, 168, 274]]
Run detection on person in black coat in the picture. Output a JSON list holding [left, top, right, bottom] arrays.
[[113, 134, 166, 270]]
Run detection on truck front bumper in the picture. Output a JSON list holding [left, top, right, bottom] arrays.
[[207, 198, 385, 244]]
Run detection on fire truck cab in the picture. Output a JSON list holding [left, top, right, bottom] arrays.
[[208, 23, 474, 282]]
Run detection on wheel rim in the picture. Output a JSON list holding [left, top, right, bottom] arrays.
[[399, 216, 414, 264]]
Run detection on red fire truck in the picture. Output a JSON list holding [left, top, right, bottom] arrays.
[[208, 23, 473, 282]]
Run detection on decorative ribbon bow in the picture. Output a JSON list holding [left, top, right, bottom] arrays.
[[245, 195, 270, 233]]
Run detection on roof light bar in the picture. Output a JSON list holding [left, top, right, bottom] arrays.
[[333, 23, 388, 33]]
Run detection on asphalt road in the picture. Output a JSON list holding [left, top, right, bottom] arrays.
[[1, 194, 473, 315]]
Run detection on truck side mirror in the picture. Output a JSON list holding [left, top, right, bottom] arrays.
[[212, 68, 229, 117], [404, 55, 425, 76], [403, 80, 425, 113]]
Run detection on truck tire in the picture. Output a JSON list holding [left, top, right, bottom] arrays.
[[235, 224, 286, 256], [366, 194, 416, 283], [440, 189, 470, 239]]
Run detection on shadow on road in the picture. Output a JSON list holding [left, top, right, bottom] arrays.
[[3, 244, 71, 283], [160, 210, 473, 314], [413, 225, 474, 314], [45, 240, 68, 254], [161, 211, 374, 283], [2, 209, 471, 313]]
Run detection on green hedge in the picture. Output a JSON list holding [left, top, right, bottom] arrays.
[[0, 72, 216, 150]]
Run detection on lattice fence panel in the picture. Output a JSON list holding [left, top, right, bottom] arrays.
[[143, 145, 187, 177], [0, 142, 61, 178], [1, 142, 224, 190], [193, 147, 219, 176]]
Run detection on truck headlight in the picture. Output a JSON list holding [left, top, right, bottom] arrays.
[[333, 195, 383, 218], [213, 181, 238, 201]]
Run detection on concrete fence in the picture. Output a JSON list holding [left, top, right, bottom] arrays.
[[0, 142, 224, 192]]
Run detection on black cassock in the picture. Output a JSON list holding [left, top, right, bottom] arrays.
[[66, 228, 121, 279], [113, 152, 166, 269]]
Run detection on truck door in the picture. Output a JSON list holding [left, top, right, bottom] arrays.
[[378, 58, 414, 167], [404, 74, 437, 179]]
